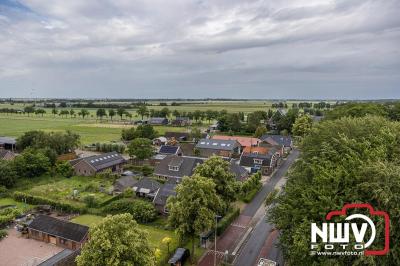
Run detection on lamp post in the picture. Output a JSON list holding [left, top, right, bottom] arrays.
[[214, 214, 221, 266]]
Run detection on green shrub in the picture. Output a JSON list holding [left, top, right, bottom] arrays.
[[98, 195, 122, 207], [102, 199, 157, 223], [0, 229, 7, 239], [241, 185, 261, 203], [82, 182, 98, 193], [0, 207, 22, 227], [83, 195, 98, 208], [55, 161, 74, 178], [217, 207, 240, 235]]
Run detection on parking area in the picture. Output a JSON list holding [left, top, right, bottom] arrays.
[[0, 227, 63, 266]]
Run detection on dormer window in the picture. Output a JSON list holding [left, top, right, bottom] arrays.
[[254, 159, 263, 165], [169, 165, 180, 171]]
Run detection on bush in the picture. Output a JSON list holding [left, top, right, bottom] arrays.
[[0, 229, 7, 239], [241, 184, 261, 203], [55, 161, 74, 178], [0, 207, 22, 227], [83, 195, 98, 208], [102, 199, 157, 223], [82, 182, 99, 193], [0, 186, 9, 198], [217, 207, 240, 235], [13, 191, 85, 213]]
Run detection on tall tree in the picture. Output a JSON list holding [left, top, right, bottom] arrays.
[[167, 175, 222, 261], [117, 107, 126, 120], [69, 109, 75, 118], [51, 108, 58, 117], [76, 214, 155, 266], [96, 108, 106, 120], [24, 106, 35, 116], [127, 138, 153, 160], [78, 109, 90, 119], [0, 160, 18, 188], [194, 155, 239, 208], [137, 105, 149, 120], [108, 109, 116, 121], [292, 114, 313, 137]]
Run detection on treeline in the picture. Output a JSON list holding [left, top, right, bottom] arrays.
[[325, 102, 400, 121]]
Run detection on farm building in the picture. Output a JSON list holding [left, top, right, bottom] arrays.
[[28, 215, 89, 250], [260, 135, 293, 154], [195, 138, 241, 158], [148, 117, 168, 125], [70, 151, 125, 176], [171, 117, 191, 126], [0, 136, 16, 151]]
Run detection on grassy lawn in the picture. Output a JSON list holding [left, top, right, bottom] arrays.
[[0, 197, 34, 212], [72, 214, 205, 265], [22, 176, 114, 208]]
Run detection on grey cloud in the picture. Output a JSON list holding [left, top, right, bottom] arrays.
[[0, 0, 399, 99]]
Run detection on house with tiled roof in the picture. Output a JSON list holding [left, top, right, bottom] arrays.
[[153, 180, 178, 214], [159, 145, 182, 156], [70, 151, 125, 176], [133, 177, 161, 199], [211, 135, 260, 149], [239, 148, 279, 175], [260, 135, 293, 154]]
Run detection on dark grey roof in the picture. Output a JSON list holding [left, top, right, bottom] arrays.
[[133, 177, 161, 193], [174, 117, 190, 121], [38, 249, 75, 266], [71, 151, 125, 171], [0, 137, 16, 145], [195, 138, 239, 151], [165, 132, 190, 140], [159, 145, 180, 155], [153, 182, 177, 207], [113, 176, 138, 192], [230, 161, 249, 181], [28, 215, 89, 243], [149, 117, 168, 123], [154, 155, 204, 179], [240, 153, 272, 168], [260, 135, 292, 147]]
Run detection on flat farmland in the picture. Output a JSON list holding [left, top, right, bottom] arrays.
[[0, 114, 185, 144]]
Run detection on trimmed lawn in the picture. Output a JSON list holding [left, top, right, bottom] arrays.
[[71, 214, 104, 227]]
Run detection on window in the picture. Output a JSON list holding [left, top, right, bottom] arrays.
[[254, 159, 263, 165], [168, 165, 179, 171]]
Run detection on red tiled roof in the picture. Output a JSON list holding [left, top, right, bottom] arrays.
[[212, 135, 260, 147], [242, 146, 269, 155]]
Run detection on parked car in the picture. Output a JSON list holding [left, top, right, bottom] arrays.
[[168, 248, 190, 266]]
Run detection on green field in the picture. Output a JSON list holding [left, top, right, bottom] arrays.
[[0, 114, 185, 144]]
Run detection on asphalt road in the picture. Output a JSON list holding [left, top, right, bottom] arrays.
[[241, 149, 300, 217], [235, 149, 300, 266]]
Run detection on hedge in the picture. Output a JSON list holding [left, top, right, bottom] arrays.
[[217, 207, 240, 235], [102, 199, 157, 223], [241, 183, 262, 203], [12, 191, 86, 214], [0, 229, 7, 240], [98, 194, 122, 207]]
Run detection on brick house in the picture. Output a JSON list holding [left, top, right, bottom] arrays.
[[70, 151, 125, 176]]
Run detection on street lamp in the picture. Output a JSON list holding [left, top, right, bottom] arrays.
[[214, 214, 222, 266]]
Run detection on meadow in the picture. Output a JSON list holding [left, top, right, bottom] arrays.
[[0, 114, 184, 144]]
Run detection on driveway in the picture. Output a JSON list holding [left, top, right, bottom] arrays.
[[0, 227, 64, 266]]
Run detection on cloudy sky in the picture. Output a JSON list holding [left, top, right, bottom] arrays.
[[0, 0, 399, 99]]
